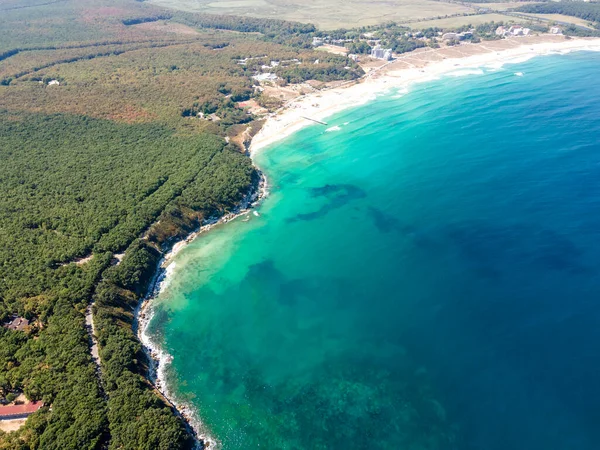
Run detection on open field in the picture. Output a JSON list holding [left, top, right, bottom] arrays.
[[517, 13, 595, 28], [148, 0, 473, 30], [316, 44, 348, 55], [409, 13, 526, 29], [131, 21, 201, 35], [474, 3, 542, 12]]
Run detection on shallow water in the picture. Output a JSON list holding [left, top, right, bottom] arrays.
[[147, 51, 600, 449]]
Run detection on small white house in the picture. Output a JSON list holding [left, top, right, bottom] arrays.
[[550, 26, 562, 35], [47, 79, 60, 86], [442, 32, 459, 41], [509, 26, 524, 36], [252, 73, 279, 82]]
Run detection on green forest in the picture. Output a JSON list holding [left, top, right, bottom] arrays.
[[517, 1, 600, 27], [0, 112, 255, 449]]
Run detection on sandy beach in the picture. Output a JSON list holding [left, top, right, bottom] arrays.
[[251, 35, 600, 154]]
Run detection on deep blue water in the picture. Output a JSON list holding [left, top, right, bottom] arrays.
[[148, 51, 600, 449]]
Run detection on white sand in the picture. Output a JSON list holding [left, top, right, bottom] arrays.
[[0, 418, 27, 433], [250, 37, 600, 155]]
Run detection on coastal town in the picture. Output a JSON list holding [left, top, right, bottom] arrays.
[[249, 34, 599, 154], [221, 21, 576, 151], [244, 20, 568, 97]]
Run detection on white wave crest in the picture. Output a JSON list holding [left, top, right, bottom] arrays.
[[485, 61, 504, 71], [139, 299, 221, 449], [446, 68, 485, 78]]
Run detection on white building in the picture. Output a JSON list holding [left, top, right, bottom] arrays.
[[509, 26, 524, 36], [47, 79, 60, 86], [550, 26, 562, 35], [442, 32, 459, 41], [252, 73, 279, 82], [370, 45, 393, 61]]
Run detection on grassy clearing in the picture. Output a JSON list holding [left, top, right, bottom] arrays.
[[148, 0, 472, 30], [473, 3, 542, 12], [316, 44, 348, 55], [517, 13, 594, 28], [409, 13, 527, 29], [473, 3, 513, 12]]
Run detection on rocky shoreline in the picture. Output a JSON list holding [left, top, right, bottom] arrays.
[[133, 170, 267, 449]]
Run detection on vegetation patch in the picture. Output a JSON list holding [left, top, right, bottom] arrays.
[[517, 1, 600, 25]]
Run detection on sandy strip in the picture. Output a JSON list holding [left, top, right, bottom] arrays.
[[0, 418, 27, 433], [250, 36, 600, 155]]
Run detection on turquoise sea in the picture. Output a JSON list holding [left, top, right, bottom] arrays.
[[146, 51, 600, 449]]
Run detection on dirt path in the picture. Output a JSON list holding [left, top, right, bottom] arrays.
[[85, 302, 102, 374]]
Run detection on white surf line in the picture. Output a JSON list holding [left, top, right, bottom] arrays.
[[134, 174, 268, 450]]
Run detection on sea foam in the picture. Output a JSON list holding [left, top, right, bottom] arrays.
[[445, 68, 485, 77]]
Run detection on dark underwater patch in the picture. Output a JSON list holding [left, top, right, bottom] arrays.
[[310, 184, 346, 197], [445, 222, 589, 277], [367, 207, 401, 233], [288, 183, 367, 223], [242, 259, 316, 307]]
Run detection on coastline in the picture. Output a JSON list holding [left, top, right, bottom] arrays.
[[134, 35, 600, 449], [134, 172, 267, 450], [250, 35, 600, 155]]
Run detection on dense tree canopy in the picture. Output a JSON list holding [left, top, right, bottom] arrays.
[[517, 1, 600, 25], [0, 109, 257, 448]]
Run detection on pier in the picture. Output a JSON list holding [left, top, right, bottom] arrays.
[[301, 116, 328, 126]]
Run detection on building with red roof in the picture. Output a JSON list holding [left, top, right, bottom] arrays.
[[0, 402, 43, 420]]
